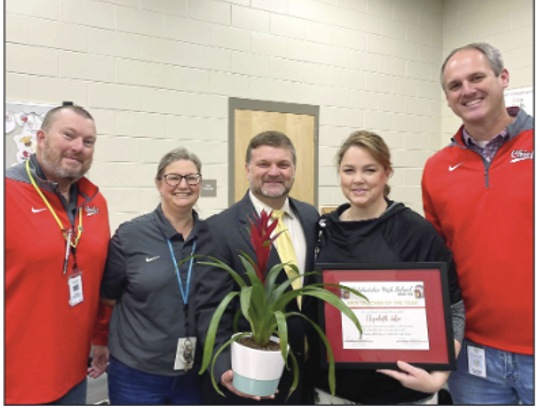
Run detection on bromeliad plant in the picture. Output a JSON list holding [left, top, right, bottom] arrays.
[[197, 209, 367, 398]]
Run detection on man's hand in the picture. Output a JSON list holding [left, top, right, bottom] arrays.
[[88, 345, 109, 379], [377, 360, 449, 394], [221, 370, 277, 400]]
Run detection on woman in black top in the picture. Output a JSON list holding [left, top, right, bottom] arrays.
[[98, 147, 210, 405], [314, 131, 465, 404]]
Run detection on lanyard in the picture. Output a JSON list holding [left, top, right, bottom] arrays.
[[167, 239, 197, 305], [25, 159, 83, 248]]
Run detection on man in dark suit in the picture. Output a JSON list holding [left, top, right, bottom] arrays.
[[196, 131, 319, 404]]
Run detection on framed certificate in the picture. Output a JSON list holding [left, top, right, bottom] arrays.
[[316, 262, 456, 370]]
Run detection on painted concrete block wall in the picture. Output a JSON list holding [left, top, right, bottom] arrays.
[[440, 0, 533, 148], [6, 0, 531, 232]]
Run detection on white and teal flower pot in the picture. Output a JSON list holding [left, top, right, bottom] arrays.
[[231, 334, 287, 397]]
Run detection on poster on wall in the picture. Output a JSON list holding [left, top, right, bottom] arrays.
[[5, 102, 56, 169], [504, 87, 533, 117]]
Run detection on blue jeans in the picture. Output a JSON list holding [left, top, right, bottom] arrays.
[[46, 377, 87, 405], [448, 338, 533, 404], [108, 354, 202, 405]]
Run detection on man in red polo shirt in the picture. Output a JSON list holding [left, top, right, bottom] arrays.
[[6, 103, 111, 404]]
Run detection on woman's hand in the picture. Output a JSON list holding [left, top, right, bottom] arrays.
[[377, 360, 449, 394], [377, 339, 460, 393]]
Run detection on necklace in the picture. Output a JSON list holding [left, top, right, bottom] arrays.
[[342, 208, 358, 221]]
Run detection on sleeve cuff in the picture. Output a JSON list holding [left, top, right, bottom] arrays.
[[92, 302, 113, 346]]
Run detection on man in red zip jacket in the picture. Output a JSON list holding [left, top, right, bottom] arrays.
[[6, 103, 112, 404], [422, 43, 533, 405]]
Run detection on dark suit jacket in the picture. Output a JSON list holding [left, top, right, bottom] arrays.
[[195, 191, 319, 405]]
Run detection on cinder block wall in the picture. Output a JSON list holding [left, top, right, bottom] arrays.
[[440, 0, 533, 147], [5, 0, 532, 231]]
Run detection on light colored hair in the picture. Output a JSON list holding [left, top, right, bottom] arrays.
[[440, 42, 504, 90], [335, 130, 393, 197], [155, 147, 202, 179]]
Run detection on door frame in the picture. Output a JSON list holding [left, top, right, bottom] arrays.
[[228, 97, 320, 208]]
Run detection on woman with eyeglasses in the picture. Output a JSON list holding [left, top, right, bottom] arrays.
[[96, 147, 209, 404]]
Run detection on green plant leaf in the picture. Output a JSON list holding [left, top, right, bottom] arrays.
[[232, 308, 242, 333], [285, 311, 337, 396], [199, 291, 240, 374], [263, 262, 287, 299], [285, 346, 299, 401], [239, 252, 257, 276], [240, 286, 255, 332], [274, 311, 289, 366], [268, 271, 319, 309], [284, 261, 300, 278], [238, 249, 258, 272], [244, 269, 264, 289], [310, 282, 369, 302], [249, 282, 272, 345], [297, 287, 362, 334], [208, 332, 252, 397], [175, 253, 204, 266], [197, 257, 247, 289], [270, 270, 321, 304], [239, 254, 268, 293]]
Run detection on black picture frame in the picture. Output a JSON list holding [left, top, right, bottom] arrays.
[[316, 262, 456, 371]]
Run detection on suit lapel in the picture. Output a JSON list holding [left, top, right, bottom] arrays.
[[236, 191, 282, 272], [236, 192, 257, 250], [290, 198, 315, 275]]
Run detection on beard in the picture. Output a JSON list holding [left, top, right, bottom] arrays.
[[40, 141, 91, 184], [249, 175, 294, 199]]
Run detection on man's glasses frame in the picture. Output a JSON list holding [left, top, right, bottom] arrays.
[[159, 173, 202, 187]]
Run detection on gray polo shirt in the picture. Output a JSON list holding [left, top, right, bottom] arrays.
[[101, 204, 203, 376]]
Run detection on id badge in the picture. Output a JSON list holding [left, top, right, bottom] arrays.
[[68, 272, 84, 307], [467, 345, 487, 378], [174, 337, 197, 371]]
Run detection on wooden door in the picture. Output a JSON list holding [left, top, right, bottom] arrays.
[[231, 106, 317, 206]]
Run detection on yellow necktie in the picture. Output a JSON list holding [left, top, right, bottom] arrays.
[[273, 210, 302, 309]]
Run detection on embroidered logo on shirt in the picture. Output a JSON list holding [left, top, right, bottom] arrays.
[[32, 207, 47, 213], [510, 149, 534, 163], [84, 205, 100, 216], [146, 256, 160, 262], [448, 162, 465, 172]]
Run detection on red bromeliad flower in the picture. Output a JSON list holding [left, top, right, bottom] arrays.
[[248, 209, 281, 286]]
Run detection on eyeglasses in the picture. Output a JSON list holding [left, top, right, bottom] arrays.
[[160, 173, 202, 187]]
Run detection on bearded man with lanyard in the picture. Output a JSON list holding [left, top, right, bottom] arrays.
[[6, 103, 111, 404]]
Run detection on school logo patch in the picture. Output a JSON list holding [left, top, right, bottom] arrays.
[[84, 205, 100, 216], [510, 149, 534, 163]]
